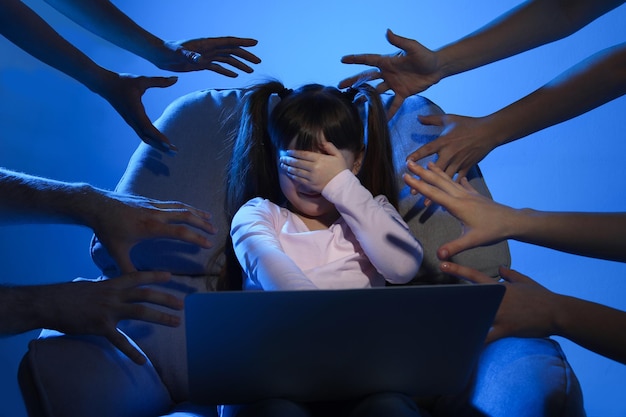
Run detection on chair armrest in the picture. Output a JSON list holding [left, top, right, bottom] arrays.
[[19, 330, 173, 417]]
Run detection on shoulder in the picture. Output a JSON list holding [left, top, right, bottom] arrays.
[[233, 197, 288, 222]]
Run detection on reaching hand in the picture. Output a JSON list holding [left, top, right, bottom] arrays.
[[403, 162, 516, 259], [90, 191, 217, 274], [95, 72, 179, 153], [340, 29, 441, 119], [441, 262, 558, 344], [408, 113, 498, 180], [45, 271, 183, 365], [155, 36, 261, 76], [279, 142, 352, 193]]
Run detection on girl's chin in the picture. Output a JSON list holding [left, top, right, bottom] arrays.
[[298, 192, 322, 199]]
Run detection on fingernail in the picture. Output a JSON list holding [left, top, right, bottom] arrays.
[[165, 144, 179, 156]]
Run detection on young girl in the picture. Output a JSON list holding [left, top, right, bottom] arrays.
[[221, 81, 425, 416]]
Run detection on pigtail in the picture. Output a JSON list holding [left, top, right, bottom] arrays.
[[225, 81, 286, 218], [352, 84, 398, 208], [219, 81, 288, 291]]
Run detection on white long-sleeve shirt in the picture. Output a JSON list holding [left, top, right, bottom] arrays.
[[230, 170, 423, 290]]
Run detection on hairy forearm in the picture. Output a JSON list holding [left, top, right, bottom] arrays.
[[0, 168, 103, 228], [509, 209, 626, 263], [0, 285, 49, 334], [436, 0, 624, 78], [43, 0, 165, 64], [555, 294, 626, 364]]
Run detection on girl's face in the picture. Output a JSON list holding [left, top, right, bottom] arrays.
[[277, 138, 359, 229]]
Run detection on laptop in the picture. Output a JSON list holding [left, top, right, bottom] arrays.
[[185, 284, 504, 405]]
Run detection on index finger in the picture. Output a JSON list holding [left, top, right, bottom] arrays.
[[209, 36, 259, 48], [402, 172, 452, 208], [407, 161, 463, 196], [115, 271, 173, 288], [106, 328, 147, 365], [281, 149, 320, 162], [338, 69, 381, 89], [138, 123, 178, 154], [386, 94, 405, 120], [440, 261, 497, 284], [403, 163, 459, 206], [341, 53, 383, 66]]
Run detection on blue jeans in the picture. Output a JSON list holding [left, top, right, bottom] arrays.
[[429, 337, 585, 417], [220, 392, 425, 417], [219, 338, 584, 417]]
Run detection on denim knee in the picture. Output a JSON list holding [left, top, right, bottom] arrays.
[[349, 392, 424, 417], [220, 398, 312, 417], [431, 337, 585, 417]]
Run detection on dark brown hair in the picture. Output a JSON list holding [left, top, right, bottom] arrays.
[[219, 80, 396, 290]]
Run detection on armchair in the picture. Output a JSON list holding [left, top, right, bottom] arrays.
[[18, 88, 584, 416]]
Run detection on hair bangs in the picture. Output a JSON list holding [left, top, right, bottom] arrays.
[[269, 86, 363, 153]]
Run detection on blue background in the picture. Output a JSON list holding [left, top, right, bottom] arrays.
[[1, 1, 625, 416]]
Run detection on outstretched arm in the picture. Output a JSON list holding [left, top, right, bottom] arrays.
[[432, 0, 624, 79], [42, 0, 261, 76], [0, 0, 260, 152], [442, 262, 626, 365], [340, 0, 624, 118], [0, 168, 216, 273], [0, 0, 179, 152], [0, 271, 183, 365], [404, 162, 626, 262], [409, 42, 626, 178]]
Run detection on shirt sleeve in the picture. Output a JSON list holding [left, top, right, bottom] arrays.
[[322, 170, 423, 284], [230, 198, 318, 291]]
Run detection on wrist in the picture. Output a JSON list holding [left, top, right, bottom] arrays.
[[84, 67, 120, 98], [550, 293, 577, 338], [432, 48, 453, 82], [137, 39, 173, 69], [0, 285, 46, 333], [480, 112, 515, 148], [62, 183, 108, 230], [509, 208, 538, 242]]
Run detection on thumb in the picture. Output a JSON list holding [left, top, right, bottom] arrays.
[[387, 95, 404, 120], [484, 325, 506, 344], [145, 76, 178, 89], [498, 266, 533, 284], [110, 248, 137, 275], [386, 29, 415, 50], [320, 140, 341, 156], [418, 114, 444, 127], [437, 234, 476, 259], [106, 328, 147, 365]]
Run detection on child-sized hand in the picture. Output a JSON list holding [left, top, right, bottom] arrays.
[[279, 141, 353, 193]]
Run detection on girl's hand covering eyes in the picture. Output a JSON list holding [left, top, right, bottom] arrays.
[[279, 141, 352, 192]]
